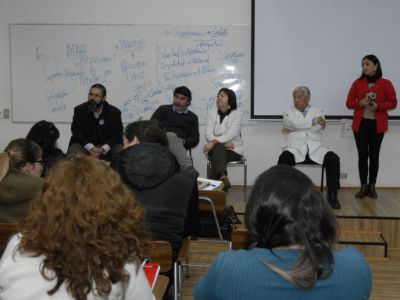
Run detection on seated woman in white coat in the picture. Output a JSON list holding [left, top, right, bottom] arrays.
[[278, 86, 341, 209], [203, 88, 243, 191]]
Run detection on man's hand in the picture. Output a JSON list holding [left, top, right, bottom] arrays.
[[224, 142, 234, 150], [203, 142, 214, 153], [316, 116, 326, 129], [90, 147, 103, 159]]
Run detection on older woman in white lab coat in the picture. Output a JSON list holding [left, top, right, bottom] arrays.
[[203, 88, 243, 191]]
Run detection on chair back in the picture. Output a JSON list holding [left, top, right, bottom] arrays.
[[230, 228, 251, 250], [149, 240, 173, 273], [198, 190, 226, 212], [0, 223, 18, 253]]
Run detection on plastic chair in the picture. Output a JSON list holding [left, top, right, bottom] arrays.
[[296, 160, 325, 193]]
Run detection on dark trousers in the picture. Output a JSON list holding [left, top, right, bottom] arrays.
[[354, 119, 384, 184], [278, 150, 340, 192], [208, 143, 242, 179], [67, 143, 122, 162]]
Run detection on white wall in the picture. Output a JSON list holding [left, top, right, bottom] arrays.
[[1, 0, 399, 187]]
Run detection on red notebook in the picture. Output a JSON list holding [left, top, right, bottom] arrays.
[[143, 262, 160, 289]]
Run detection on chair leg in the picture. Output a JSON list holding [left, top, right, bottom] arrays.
[[320, 164, 324, 193], [244, 161, 247, 192]]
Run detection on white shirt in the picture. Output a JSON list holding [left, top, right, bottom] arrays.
[[0, 235, 155, 300], [282, 105, 330, 164], [205, 109, 244, 155]]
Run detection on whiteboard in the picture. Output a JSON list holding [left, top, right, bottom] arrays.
[[10, 24, 250, 123], [252, 0, 400, 119]]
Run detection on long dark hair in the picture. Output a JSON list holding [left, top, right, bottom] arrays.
[[26, 120, 60, 154], [245, 165, 337, 289], [218, 88, 237, 110], [359, 54, 382, 80]]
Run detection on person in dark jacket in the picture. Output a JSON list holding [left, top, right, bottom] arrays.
[[26, 120, 65, 177], [67, 83, 123, 161], [151, 86, 199, 171], [112, 120, 198, 260]]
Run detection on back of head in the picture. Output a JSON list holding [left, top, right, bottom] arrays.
[[0, 138, 42, 181], [18, 155, 151, 299], [26, 120, 60, 153], [174, 86, 192, 102], [124, 119, 168, 147], [245, 165, 337, 289]]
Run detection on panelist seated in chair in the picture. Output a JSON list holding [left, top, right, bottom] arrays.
[[194, 165, 371, 300], [278, 86, 340, 209], [203, 88, 243, 191], [112, 120, 198, 261], [151, 86, 199, 174], [67, 83, 123, 162]]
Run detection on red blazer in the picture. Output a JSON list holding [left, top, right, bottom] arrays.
[[346, 77, 397, 133]]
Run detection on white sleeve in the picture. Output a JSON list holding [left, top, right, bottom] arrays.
[[283, 109, 313, 130], [124, 262, 155, 300], [205, 111, 216, 142]]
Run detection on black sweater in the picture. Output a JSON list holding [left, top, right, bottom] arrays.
[[151, 104, 199, 149]]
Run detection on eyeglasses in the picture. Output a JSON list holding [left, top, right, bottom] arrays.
[[35, 160, 45, 167]]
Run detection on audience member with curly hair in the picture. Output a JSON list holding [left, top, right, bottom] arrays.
[[0, 155, 155, 300]]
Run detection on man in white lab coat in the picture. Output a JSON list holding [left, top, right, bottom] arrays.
[[278, 86, 341, 209]]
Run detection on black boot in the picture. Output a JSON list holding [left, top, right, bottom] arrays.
[[355, 184, 369, 198], [327, 190, 341, 209], [369, 183, 377, 198]]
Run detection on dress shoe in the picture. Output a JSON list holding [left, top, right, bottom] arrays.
[[355, 184, 369, 198], [368, 183, 378, 198], [327, 190, 341, 209]]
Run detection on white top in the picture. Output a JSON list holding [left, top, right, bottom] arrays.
[[205, 109, 244, 156], [282, 105, 330, 164], [0, 235, 155, 300]]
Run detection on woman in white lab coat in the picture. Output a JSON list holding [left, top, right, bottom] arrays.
[[203, 88, 243, 190]]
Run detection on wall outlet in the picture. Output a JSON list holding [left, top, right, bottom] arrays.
[[340, 172, 348, 180], [3, 108, 10, 119]]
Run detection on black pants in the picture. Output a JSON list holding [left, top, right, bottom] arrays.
[[354, 119, 384, 184], [278, 150, 340, 192], [208, 143, 242, 179]]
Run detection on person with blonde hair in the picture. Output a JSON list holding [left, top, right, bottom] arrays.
[[195, 165, 371, 299], [0, 138, 43, 223], [0, 156, 155, 300]]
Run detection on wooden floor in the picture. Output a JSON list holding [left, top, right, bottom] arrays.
[[180, 187, 400, 299]]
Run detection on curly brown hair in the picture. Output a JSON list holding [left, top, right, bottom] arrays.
[[18, 155, 152, 300]]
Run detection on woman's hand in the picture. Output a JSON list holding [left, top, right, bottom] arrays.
[[359, 97, 369, 107], [224, 142, 234, 150], [369, 101, 378, 111], [203, 142, 214, 153]]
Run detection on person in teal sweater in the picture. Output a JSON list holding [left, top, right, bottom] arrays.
[[194, 165, 371, 300]]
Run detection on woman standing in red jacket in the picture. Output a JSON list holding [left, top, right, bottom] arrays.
[[346, 54, 397, 199]]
